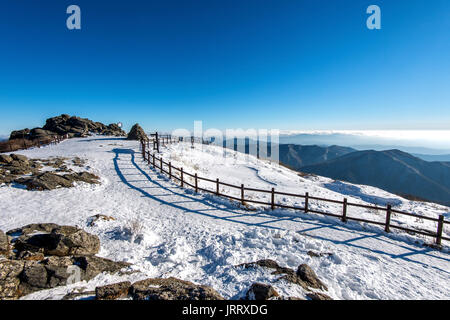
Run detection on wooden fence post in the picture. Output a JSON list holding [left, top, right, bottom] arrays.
[[385, 204, 392, 233], [342, 198, 348, 222], [147, 151, 150, 164], [160, 158, 163, 172], [152, 154, 155, 167], [195, 173, 198, 193], [305, 192, 309, 213], [216, 178, 219, 195], [241, 184, 245, 205], [271, 188, 275, 210], [181, 168, 184, 187], [169, 162, 172, 179], [436, 215, 444, 245]]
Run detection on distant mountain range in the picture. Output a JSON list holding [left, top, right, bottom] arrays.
[[221, 139, 450, 206], [301, 149, 450, 206]]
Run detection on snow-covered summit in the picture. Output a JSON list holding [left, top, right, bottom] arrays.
[[0, 136, 448, 300]]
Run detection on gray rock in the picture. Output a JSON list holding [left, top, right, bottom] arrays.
[[9, 129, 30, 140], [0, 230, 10, 256], [130, 277, 224, 300], [10, 154, 29, 163], [296, 264, 327, 291], [13, 225, 100, 257], [95, 281, 131, 300], [7, 223, 60, 236], [0, 260, 24, 299], [245, 283, 279, 300], [0, 154, 13, 164], [127, 124, 147, 141], [306, 292, 333, 300]]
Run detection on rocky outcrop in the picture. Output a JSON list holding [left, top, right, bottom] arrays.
[[237, 259, 330, 299], [127, 124, 147, 141], [130, 277, 224, 300], [1, 153, 100, 190], [0, 223, 131, 300], [296, 264, 327, 291], [15, 171, 100, 191], [0, 230, 10, 256], [245, 283, 279, 300], [95, 281, 131, 300], [7, 114, 126, 143]]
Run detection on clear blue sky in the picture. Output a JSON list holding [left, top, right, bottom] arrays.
[[0, 0, 449, 134]]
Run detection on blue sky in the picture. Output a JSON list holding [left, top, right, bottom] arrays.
[[0, 0, 449, 134]]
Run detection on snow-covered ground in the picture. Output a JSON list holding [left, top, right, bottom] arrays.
[[1, 136, 449, 300]]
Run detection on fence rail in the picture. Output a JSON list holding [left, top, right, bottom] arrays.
[[140, 137, 448, 246], [0, 134, 69, 153]]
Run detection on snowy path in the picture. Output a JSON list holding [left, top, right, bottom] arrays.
[[1, 137, 449, 300]]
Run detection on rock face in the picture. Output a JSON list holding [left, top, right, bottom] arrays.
[[1, 153, 100, 190], [130, 277, 224, 300], [296, 264, 328, 291], [96, 281, 132, 300], [127, 124, 147, 141], [237, 259, 330, 299], [0, 223, 131, 299], [246, 283, 279, 300], [15, 171, 100, 191], [8, 114, 126, 143], [0, 230, 10, 256], [13, 224, 100, 257]]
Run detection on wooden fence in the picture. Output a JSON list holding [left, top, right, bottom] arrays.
[[140, 137, 449, 246], [0, 134, 69, 153]]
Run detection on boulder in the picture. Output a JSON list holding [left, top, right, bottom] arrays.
[[9, 129, 30, 140], [245, 283, 279, 300], [29, 128, 57, 140], [7, 223, 60, 237], [296, 264, 327, 291], [95, 281, 131, 300], [87, 214, 116, 227], [0, 230, 10, 256], [306, 292, 333, 300], [130, 277, 224, 300], [13, 225, 100, 257], [0, 260, 24, 299], [127, 124, 147, 141], [15, 172, 74, 190], [0, 154, 13, 164], [10, 153, 29, 164]]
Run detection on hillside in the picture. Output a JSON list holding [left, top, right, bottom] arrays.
[[278, 144, 355, 170], [301, 150, 450, 206], [0, 137, 449, 300]]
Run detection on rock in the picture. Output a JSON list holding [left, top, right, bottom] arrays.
[[10, 153, 29, 164], [238, 259, 280, 269], [0, 230, 10, 256], [127, 124, 147, 141], [95, 281, 131, 300], [72, 255, 131, 279], [306, 292, 333, 300], [130, 277, 224, 300], [87, 214, 116, 227], [29, 128, 57, 140], [16, 251, 45, 261], [0, 154, 13, 164], [245, 283, 279, 300], [7, 223, 60, 236], [9, 129, 30, 140], [307, 251, 333, 258], [0, 260, 24, 299], [13, 225, 100, 256], [14, 171, 100, 191], [14, 172, 73, 190], [46, 225, 101, 256], [296, 264, 327, 291]]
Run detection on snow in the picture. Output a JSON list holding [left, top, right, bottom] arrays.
[[0, 136, 449, 300]]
